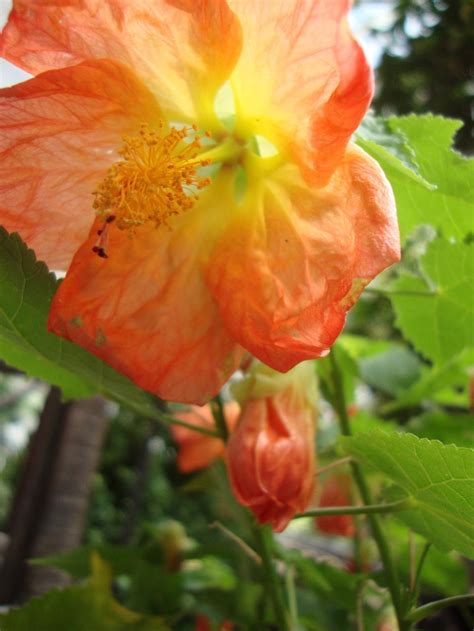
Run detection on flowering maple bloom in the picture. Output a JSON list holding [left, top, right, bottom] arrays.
[[314, 473, 355, 537], [195, 616, 233, 631], [171, 402, 239, 472], [227, 361, 317, 531], [0, 1, 400, 404]]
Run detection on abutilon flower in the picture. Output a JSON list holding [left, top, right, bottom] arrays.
[[227, 361, 317, 531], [195, 616, 233, 631], [171, 402, 239, 472], [314, 473, 355, 537], [0, 1, 399, 404]]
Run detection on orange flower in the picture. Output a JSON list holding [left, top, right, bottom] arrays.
[[195, 616, 233, 631], [0, 1, 400, 404], [171, 402, 240, 473], [227, 361, 317, 531], [314, 474, 355, 537]]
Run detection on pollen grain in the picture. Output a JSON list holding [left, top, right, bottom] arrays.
[[92, 122, 211, 239]]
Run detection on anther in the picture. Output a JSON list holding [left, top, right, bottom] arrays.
[[92, 121, 212, 256]]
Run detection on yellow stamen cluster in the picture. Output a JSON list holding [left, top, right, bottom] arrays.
[[93, 122, 211, 235]]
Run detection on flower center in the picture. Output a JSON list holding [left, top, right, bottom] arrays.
[[91, 122, 211, 257]]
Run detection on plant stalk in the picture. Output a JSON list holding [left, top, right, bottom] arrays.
[[211, 394, 229, 440], [329, 350, 409, 631], [164, 414, 219, 437], [294, 498, 411, 519], [254, 525, 291, 631], [407, 594, 474, 623]]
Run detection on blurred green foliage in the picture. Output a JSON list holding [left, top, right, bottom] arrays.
[[373, 0, 473, 152]]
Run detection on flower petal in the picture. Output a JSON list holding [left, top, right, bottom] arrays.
[[314, 474, 355, 537], [171, 402, 240, 472], [206, 145, 400, 371], [48, 180, 245, 404], [1, 0, 242, 124], [0, 59, 161, 269], [229, 0, 372, 183]]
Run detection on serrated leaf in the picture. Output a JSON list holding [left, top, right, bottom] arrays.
[[0, 228, 160, 415], [1, 554, 169, 631], [391, 238, 474, 365], [382, 115, 474, 242], [355, 113, 433, 188], [341, 431, 474, 558]]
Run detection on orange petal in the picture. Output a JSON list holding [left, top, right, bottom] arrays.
[[229, 0, 371, 183], [48, 184, 245, 405], [227, 364, 317, 531], [0, 59, 161, 269], [314, 474, 355, 537], [171, 402, 240, 472], [1, 0, 242, 124], [206, 145, 400, 372]]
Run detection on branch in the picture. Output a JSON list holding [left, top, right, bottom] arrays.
[[407, 594, 474, 623], [294, 498, 411, 519]]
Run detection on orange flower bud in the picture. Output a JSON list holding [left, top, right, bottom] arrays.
[[376, 610, 398, 631], [171, 402, 240, 473], [314, 474, 355, 537], [195, 616, 233, 631], [227, 362, 317, 531]]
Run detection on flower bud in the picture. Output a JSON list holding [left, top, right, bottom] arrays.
[[195, 616, 233, 631], [227, 362, 317, 531], [171, 403, 240, 473], [315, 473, 355, 537]]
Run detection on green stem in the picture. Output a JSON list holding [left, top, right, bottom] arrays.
[[412, 542, 432, 599], [353, 514, 364, 574], [211, 394, 229, 441], [285, 564, 298, 627], [356, 582, 366, 631], [163, 414, 220, 437], [315, 456, 352, 476], [254, 525, 291, 631], [407, 594, 474, 623], [294, 498, 411, 519], [329, 350, 408, 630]]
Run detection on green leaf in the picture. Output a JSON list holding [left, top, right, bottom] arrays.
[[342, 431, 474, 558], [355, 113, 433, 189], [182, 557, 236, 592], [281, 548, 360, 610], [363, 114, 474, 243], [385, 520, 469, 598], [31, 545, 142, 579], [317, 342, 358, 405], [0, 228, 161, 415], [407, 411, 474, 448], [359, 347, 422, 396], [391, 238, 474, 366], [338, 334, 392, 360], [285, 549, 390, 631], [1, 554, 169, 631], [351, 411, 397, 435], [384, 348, 473, 413]]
